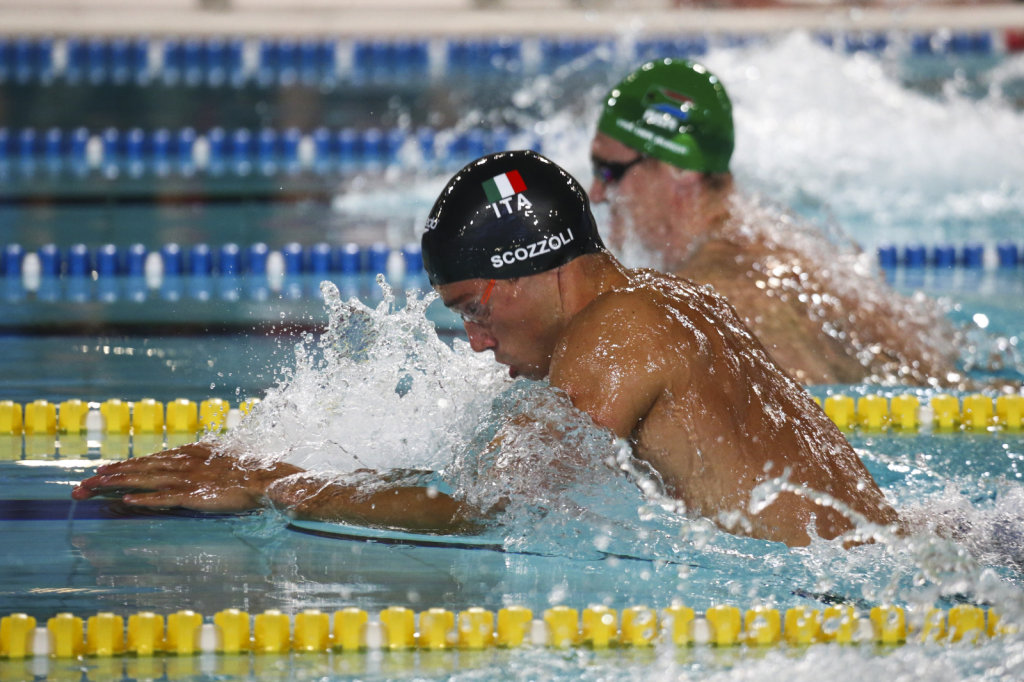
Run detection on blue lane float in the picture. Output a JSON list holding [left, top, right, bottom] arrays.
[[0, 124, 536, 177], [997, 242, 1020, 268], [1, 242, 427, 279], [127, 243, 147, 277], [877, 243, 1021, 270], [0, 30, 1017, 87], [5, 240, 1019, 287], [1, 242, 433, 306]]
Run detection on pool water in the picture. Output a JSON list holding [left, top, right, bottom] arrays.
[[2, 28, 1024, 681]]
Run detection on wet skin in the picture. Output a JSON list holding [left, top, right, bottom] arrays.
[[72, 444, 478, 533], [442, 256, 898, 546], [589, 132, 957, 386], [75, 252, 898, 546]]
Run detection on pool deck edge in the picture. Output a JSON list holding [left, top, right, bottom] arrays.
[[1, 4, 1023, 37]]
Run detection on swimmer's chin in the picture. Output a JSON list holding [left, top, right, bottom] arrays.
[[496, 356, 545, 380], [495, 357, 520, 379], [507, 365, 548, 381]]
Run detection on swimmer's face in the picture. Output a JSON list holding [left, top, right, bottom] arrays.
[[589, 133, 660, 245], [437, 274, 563, 380], [589, 132, 706, 258]]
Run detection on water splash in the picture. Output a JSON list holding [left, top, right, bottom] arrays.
[[706, 32, 1024, 249], [901, 481, 1024, 574], [217, 277, 509, 474], [209, 277, 751, 563]]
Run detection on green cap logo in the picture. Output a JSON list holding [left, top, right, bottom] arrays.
[[597, 59, 734, 174]]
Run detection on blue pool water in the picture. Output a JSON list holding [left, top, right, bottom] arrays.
[[2, 27, 1024, 680]]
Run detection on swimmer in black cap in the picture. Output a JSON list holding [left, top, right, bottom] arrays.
[[420, 150, 606, 380], [74, 151, 899, 547], [419, 150, 897, 546], [422, 150, 605, 287]]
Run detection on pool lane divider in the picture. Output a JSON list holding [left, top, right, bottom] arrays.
[[3, 243, 1021, 292], [815, 392, 1024, 432], [2, 241, 425, 282], [2, 241, 431, 307], [1, 29, 1018, 89], [877, 242, 1024, 270], [0, 392, 1020, 450], [0, 397, 260, 460], [0, 124, 536, 181], [0, 398, 258, 437], [0, 239, 1018, 311], [0, 604, 1016, 660]]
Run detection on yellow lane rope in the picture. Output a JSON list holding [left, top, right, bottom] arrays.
[[0, 604, 1017, 659]]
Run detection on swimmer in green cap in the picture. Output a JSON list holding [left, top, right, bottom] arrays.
[[591, 58, 957, 385], [75, 151, 899, 547]]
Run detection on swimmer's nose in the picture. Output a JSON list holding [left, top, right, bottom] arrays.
[[589, 177, 608, 203], [464, 323, 496, 353]]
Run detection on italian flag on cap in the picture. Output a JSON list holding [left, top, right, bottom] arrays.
[[482, 170, 527, 203]]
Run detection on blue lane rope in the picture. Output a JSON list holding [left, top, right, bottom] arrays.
[[4, 242, 1022, 284], [1, 242, 423, 278], [1, 240, 1020, 307], [0, 30, 1013, 87], [0, 243, 434, 307], [0, 124, 538, 177], [0, 29, 1016, 177], [877, 243, 1023, 270]]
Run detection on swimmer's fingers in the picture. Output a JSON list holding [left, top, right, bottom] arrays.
[[71, 470, 191, 500], [73, 447, 298, 509], [71, 472, 142, 500], [72, 457, 215, 500], [94, 443, 217, 474], [70, 480, 128, 500], [94, 457, 198, 476], [74, 472, 263, 512]]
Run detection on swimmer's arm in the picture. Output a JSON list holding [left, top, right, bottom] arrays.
[[72, 442, 486, 533], [265, 475, 486, 534]]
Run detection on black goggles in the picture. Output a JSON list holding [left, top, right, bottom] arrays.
[[591, 155, 645, 185]]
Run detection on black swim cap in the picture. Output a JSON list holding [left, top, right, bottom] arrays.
[[421, 150, 605, 286]]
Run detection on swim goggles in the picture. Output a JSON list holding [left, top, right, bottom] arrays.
[[591, 155, 646, 185]]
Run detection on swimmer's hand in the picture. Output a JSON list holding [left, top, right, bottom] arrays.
[[70, 443, 301, 513], [73, 444, 483, 533]]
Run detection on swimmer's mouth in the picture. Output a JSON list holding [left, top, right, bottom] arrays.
[[494, 352, 518, 378]]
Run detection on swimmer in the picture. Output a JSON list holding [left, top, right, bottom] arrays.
[[73, 150, 898, 547], [590, 58, 958, 386]]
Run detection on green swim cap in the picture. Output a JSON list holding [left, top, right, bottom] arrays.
[[597, 58, 734, 174]]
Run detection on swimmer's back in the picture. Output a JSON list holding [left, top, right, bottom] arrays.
[[552, 266, 897, 544]]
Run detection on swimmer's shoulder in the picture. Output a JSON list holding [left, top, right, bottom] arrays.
[[575, 271, 702, 336], [554, 276, 695, 396], [573, 286, 660, 332]]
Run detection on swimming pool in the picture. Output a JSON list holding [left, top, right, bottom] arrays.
[[2, 22, 1024, 681]]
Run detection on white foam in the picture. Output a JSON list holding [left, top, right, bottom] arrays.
[[217, 278, 509, 474], [704, 33, 1024, 249]]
